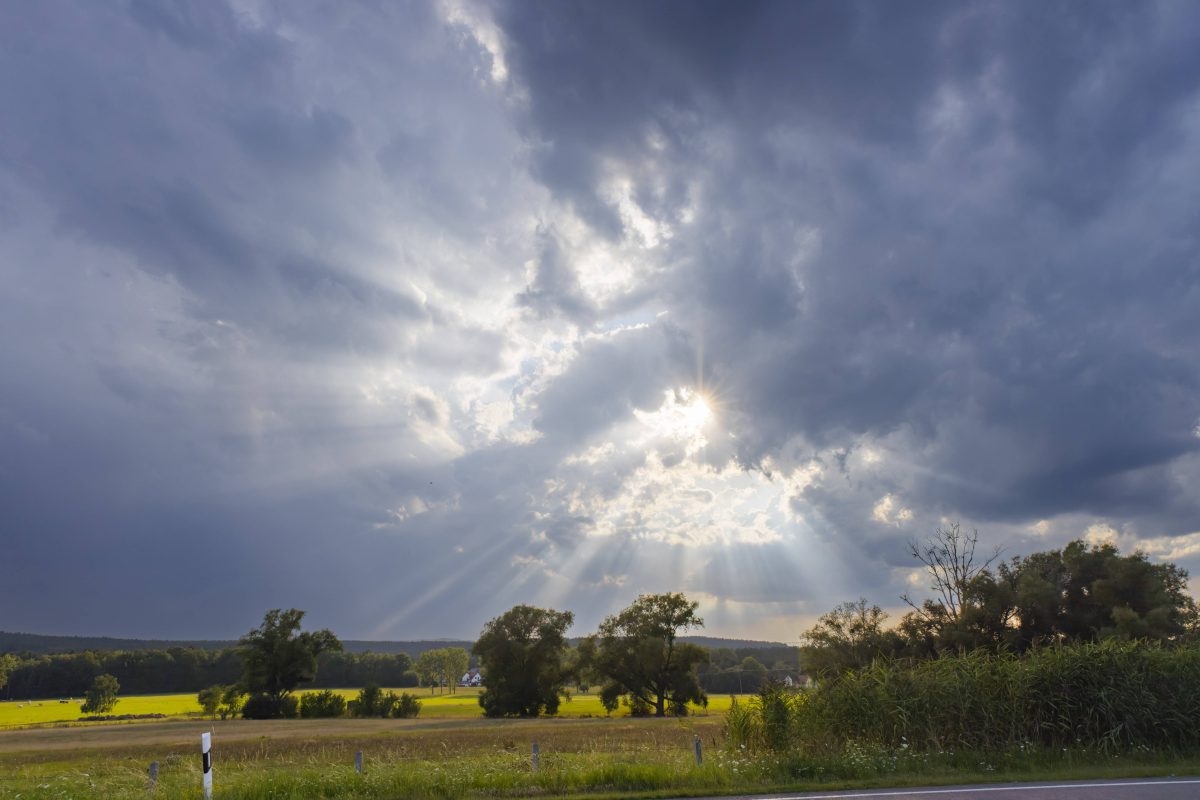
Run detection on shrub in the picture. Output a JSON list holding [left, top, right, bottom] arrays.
[[299, 689, 347, 718], [394, 692, 422, 718], [351, 683, 405, 718], [242, 693, 299, 719]]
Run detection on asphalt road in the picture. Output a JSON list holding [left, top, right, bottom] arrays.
[[681, 778, 1200, 799]]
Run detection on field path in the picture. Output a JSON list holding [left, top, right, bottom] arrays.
[[0, 714, 718, 756]]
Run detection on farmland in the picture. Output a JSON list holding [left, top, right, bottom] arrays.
[[3, 709, 1200, 799], [0, 687, 736, 729]]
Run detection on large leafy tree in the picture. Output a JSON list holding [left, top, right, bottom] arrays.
[[415, 647, 470, 694], [473, 604, 574, 717], [238, 609, 341, 717], [587, 592, 708, 717], [898, 527, 1196, 655], [80, 673, 120, 714], [1002, 540, 1196, 646], [800, 598, 904, 676]]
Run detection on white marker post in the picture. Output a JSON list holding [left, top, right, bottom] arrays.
[[693, 734, 703, 765], [531, 741, 539, 773], [201, 732, 213, 799]]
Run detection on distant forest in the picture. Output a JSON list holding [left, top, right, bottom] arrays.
[[0, 631, 780, 657], [0, 631, 797, 700]]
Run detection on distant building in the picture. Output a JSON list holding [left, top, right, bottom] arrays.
[[459, 669, 483, 687]]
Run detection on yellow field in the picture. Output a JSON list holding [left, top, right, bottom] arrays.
[[0, 693, 202, 727], [0, 687, 737, 728]]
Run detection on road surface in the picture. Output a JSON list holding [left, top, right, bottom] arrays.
[[680, 778, 1200, 799]]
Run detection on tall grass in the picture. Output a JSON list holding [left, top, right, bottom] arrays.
[[728, 640, 1200, 755]]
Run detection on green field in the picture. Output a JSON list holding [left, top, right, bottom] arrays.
[[0, 688, 735, 728], [2, 713, 1199, 799]]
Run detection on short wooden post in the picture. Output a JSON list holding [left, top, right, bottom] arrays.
[[693, 734, 703, 765], [355, 750, 363, 775], [532, 741, 540, 773], [147, 761, 158, 790]]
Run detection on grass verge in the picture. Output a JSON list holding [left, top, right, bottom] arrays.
[[1, 715, 1198, 799]]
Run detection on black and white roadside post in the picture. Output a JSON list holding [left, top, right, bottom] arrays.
[[355, 750, 363, 775], [693, 734, 703, 765], [147, 760, 158, 790], [532, 741, 540, 773], [201, 732, 213, 799]]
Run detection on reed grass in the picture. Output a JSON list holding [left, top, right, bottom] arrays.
[[727, 640, 1200, 755]]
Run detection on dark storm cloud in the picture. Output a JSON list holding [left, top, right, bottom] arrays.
[[3, 0, 1200, 640], [495, 0, 1200, 536]]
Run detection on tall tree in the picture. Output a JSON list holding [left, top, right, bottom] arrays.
[[587, 592, 708, 717], [800, 598, 903, 676], [414, 650, 442, 694], [0, 654, 16, 694], [1003, 539, 1196, 646], [440, 647, 470, 694], [900, 523, 1014, 653], [80, 673, 120, 714], [473, 604, 574, 717], [237, 609, 341, 717]]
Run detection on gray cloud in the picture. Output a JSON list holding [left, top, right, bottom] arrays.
[[2, 0, 1199, 640]]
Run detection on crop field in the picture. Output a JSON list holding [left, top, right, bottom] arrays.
[[0, 688, 735, 729], [0, 694, 202, 728]]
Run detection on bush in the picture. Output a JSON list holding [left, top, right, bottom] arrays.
[[394, 692, 422, 718], [351, 683, 405, 718], [299, 689, 347, 718], [242, 693, 299, 719]]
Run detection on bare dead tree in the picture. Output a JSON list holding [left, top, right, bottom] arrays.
[[902, 522, 1002, 624]]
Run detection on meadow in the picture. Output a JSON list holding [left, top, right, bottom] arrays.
[[3, 711, 1200, 799]]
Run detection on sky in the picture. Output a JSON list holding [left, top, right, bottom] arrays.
[[2, 0, 1200, 643]]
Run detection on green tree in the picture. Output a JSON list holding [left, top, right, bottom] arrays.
[[197, 684, 224, 717], [81, 673, 120, 714], [740, 655, 767, 674], [414, 650, 442, 694], [0, 654, 16, 693], [1003, 539, 1196, 647], [587, 593, 709, 717], [801, 598, 903, 676], [219, 685, 245, 720], [441, 647, 470, 694], [473, 604, 575, 717], [237, 609, 341, 718]]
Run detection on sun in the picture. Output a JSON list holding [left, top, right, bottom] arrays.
[[634, 387, 714, 444]]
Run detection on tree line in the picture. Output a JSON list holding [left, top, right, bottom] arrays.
[[0, 645, 422, 700], [800, 523, 1198, 676]]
